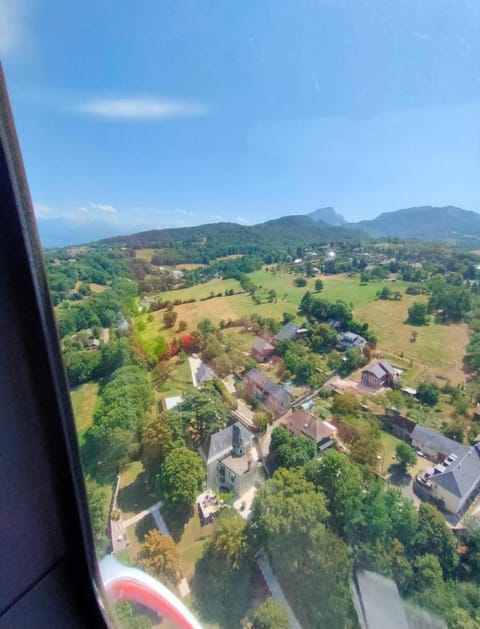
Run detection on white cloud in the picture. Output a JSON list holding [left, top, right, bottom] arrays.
[[235, 216, 250, 225], [90, 202, 117, 214], [34, 203, 55, 218], [78, 97, 209, 120], [214, 214, 224, 220], [0, 0, 27, 56]]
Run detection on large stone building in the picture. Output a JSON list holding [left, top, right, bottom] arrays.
[[412, 425, 480, 514], [199, 422, 257, 499]]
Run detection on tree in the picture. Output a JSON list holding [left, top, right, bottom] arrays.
[[157, 447, 204, 508], [377, 286, 392, 300], [314, 279, 324, 292], [176, 387, 229, 447], [141, 414, 173, 480], [197, 317, 216, 335], [310, 323, 337, 352], [178, 320, 188, 331], [139, 530, 182, 585], [294, 277, 307, 287], [395, 442, 417, 472], [270, 426, 316, 469], [85, 477, 109, 555], [151, 361, 173, 389], [250, 467, 328, 550], [331, 392, 361, 417], [163, 310, 177, 328], [414, 503, 459, 577], [211, 511, 248, 569], [115, 601, 152, 629], [410, 329, 418, 343], [339, 347, 363, 376], [417, 381, 440, 406], [253, 409, 270, 433], [250, 598, 289, 629], [407, 302, 430, 326], [412, 554, 444, 591], [251, 468, 352, 629]]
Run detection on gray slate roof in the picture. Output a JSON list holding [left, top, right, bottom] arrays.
[[364, 362, 390, 380], [251, 336, 274, 353], [274, 322, 300, 342], [432, 446, 480, 499], [245, 369, 291, 404], [411, 425, 468, 459], [363, 360, 395, 381], [199, 422, 252, 464], [379, 360, 396, 376], [195, 362, 214, 385]]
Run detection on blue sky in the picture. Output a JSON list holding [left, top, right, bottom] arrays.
[[2, 0, 480, 238]]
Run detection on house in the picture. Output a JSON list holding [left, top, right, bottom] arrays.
[[251, 337, 275, 363], [428, 446, 480, 514], [283, 409, 337, 451], [88, 338, 100, 350], [411, 427, 480, 514], [410, 425, 466, 462], [274, 322, 307, 343], [338, 331, 368, 351], [385, 410, 416, 441], [361, 360, 397, 388], [244, 369, 291, 418], [198, 423, 257, 499], [193, 362, 214, 387]]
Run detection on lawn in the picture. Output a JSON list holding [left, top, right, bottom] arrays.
[[154, 277, 241, 303], [156, 355, 193, 399], [70, 381, 99, 443], [117, 461, 157, 520], [139, 271, 409, 335], [354, 295, 469, 384], [378, 431, 404, 476], [173, 511, 215, 582]]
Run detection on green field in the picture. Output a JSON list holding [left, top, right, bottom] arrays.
[[354, 295, 468, 383], [70, 381, 99, 443], [137, 267, 468, 386], [144, 271, 406, 332]]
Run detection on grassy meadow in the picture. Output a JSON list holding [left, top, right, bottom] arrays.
[[354, 294, 468, 384], [134, 267, 469, 394], [70, 381, 99, 444]]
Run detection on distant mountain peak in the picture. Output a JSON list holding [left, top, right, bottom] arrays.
[[308, 207, 346, 226], [353, 205, 480, 243]]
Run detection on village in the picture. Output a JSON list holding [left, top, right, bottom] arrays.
[[58, 243, 480, 628]]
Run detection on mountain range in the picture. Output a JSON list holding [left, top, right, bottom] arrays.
[[38, 205, 480, 248]]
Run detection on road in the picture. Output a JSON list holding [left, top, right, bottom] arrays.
[[123, 501, 163, 528], [111, 518, 128, 553], [257, 553, 303, 629]]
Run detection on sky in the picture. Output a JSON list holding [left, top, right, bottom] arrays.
[[2, 0, 480, 241]]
